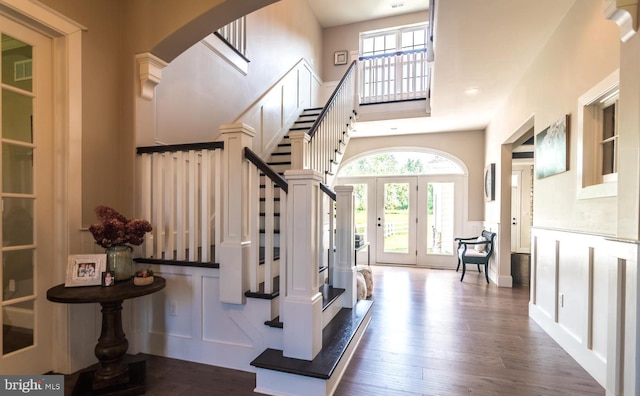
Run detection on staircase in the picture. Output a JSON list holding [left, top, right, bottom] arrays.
[[135, 60, 368, 396], [252, 107, 347, 327]]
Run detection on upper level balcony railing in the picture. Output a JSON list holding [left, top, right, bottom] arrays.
[[359, 49, 429, 104], [216, 16, 246, 58]]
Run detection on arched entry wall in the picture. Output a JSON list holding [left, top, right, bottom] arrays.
[[337, 131, 487, 268], [341, 130, 486, 222]]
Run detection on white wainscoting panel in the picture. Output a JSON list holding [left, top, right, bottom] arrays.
[[136, 264, 283, 372], [530, 227, 639, 395], [234, 59, 322, 158]]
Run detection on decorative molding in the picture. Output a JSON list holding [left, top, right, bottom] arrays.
[[136, 52, 168, 100], [604, 0, 639, 42], [201, 33, 249, 75]]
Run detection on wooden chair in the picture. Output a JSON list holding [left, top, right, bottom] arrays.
[[455, 230, 496, 283]]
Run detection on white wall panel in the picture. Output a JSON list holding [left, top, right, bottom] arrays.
[[592, 248, 610, 363], [202, 275, 252, 346], [149, 272, 193, 338], [535, 235, 558, 321], [530, 227, 640, 394], [557, 240, 589, 343]]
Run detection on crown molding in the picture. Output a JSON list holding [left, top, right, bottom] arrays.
[[136, 52, 168, 100]]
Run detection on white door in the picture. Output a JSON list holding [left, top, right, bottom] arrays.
[[511, 168, 532, 253], [0, 16, 54, 374], [375, 177, 417, 265], [416, 176, 458, 268], [511, 170, 521, 252]]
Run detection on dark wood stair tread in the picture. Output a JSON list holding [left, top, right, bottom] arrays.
[[250, 300, 373, 379]]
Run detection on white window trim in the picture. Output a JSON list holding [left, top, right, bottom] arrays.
[[576, 70, 619, 200], [359, 22, 427, 57]]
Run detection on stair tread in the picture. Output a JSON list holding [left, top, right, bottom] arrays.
[[245, 275, 280, 300], [250, 300, 374, 379]]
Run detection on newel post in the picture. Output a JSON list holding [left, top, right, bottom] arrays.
[[219, 123, 255, 304], [334, 185, 357, 308], [282, 169, 323, 360], [288, 131, 310, 170]]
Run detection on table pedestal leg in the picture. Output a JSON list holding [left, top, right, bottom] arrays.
[[93, 300, 129, 390]]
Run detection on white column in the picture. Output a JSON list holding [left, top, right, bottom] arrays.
[[283, 169, 323, 360], [219, 123, 255, 304], [288, 131, 310, 170], [334, 185, 356, 308]]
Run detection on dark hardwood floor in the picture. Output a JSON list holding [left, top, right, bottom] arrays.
[[64, 265, 604, 395]]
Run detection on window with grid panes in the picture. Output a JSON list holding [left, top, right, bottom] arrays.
[[360, 23, 427, 58]]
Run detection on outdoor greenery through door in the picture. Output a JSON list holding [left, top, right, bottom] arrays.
[[337, 151, 464, 267]]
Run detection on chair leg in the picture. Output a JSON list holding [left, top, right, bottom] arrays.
[[460, 262, 466, 281], [456, 257, 460, 272], [485, 263, 489, 284], [477, 263, 481, 273]]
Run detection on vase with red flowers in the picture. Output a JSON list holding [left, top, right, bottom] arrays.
[[88, 206, 152, 281]]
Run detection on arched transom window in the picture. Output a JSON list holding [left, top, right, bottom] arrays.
[[338, 151, 464, 177]]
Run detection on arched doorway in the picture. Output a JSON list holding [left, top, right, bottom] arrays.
[[336, 149, 466, 268]]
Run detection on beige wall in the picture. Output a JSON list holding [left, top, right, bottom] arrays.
[[322, 11, 428, 82], [37, 0, 126, 225], [342, 130, 485, 221], [37, 0, 288, 225], [485, 0, 621, 235], [154, 0, 322, 144]]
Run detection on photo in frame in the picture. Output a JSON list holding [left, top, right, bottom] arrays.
[[102, 271, 115, 287], [65, 254, 106, 287], [535, 114, 570, 179], [334, 50, 347, 65], [484, 163, 495, 202]]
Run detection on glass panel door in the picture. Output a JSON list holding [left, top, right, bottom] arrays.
[[417, 176, 461, 267], [376, 177, 416, 264], [1, 16, 54, 375]]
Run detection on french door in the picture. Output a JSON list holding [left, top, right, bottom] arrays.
[[375, 177, 417, 264], [0, 15, 54, 374], [375, 176, 460, 267]]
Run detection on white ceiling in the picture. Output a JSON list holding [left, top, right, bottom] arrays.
[[307, 0, 577, 137], [307, 0, 428, 28]]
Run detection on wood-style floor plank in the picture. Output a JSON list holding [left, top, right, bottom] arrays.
[[63, 265, 603, 395]]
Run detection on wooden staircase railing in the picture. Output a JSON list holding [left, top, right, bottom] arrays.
[[244, 147, 287, 297], [137, 142, 223, 264], [305, 60, 358, 182]]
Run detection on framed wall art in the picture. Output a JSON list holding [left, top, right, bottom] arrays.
[[484, 163, 495, 201], [65, 254, 106, 287], [535, 114, 569, 179], [334, 50, 348, 65]]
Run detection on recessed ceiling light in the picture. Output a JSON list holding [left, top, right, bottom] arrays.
[[465, 87, 480, 96]]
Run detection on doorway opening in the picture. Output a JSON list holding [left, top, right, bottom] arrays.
[[510, 130, 534, 286], [337, 150, 465, 268]]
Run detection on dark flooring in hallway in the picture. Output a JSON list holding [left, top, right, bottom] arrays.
[[65, 265, 604, 395]]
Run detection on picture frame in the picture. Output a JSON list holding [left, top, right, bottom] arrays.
[[535, 114, 570, 179], [65, 254, 106, 287], [484, 163, 495, 202], [102, 271, 115, 287], [334, 50, 348, 66]]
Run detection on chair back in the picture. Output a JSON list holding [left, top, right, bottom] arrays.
[[481, 230, 497, 257]]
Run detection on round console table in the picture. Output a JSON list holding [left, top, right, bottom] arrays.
[[47, 276, 165, 395]]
